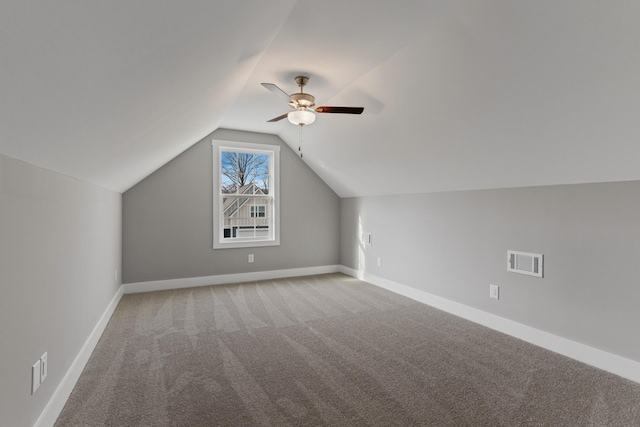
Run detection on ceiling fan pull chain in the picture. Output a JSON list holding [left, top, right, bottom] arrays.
[[298, 124, 303, 158]]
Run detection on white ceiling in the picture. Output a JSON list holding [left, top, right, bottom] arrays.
[[2, 1, 640, 197]]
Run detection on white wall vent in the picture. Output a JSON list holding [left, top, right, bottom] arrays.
[[507, 250, 543, 277]]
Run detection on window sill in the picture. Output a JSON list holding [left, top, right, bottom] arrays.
[[213, 239, 280, 250]]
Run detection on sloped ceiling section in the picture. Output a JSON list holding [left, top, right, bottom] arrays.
[[0, 1, 296, 192], [2, 1, 640, 197]]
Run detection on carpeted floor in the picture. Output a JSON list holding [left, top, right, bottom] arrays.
[[56, 273, 640, 426]]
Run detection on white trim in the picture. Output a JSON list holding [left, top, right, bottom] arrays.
[[123, 265, 341, 294], [339, 266, 640, 385], [34, 285, 125, 427], [211, 140, 282, 152]]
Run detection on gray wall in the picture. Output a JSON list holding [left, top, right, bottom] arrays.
[[0, 154, 122, 427], [341, 181, 640, 362], [122, 129, 340, 284]]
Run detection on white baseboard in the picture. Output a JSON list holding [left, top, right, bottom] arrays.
[[35, 285, 125, 427], [123, 265, 341, 294], [339, 266, 640, 385]]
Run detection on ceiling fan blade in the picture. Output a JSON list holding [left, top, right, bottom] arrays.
[[315, 106, 364, 114], [267, 112, 289, 122], [261, 83, 292, 102]]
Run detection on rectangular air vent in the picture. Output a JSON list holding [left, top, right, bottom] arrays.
[[507, 250, 543, 277]]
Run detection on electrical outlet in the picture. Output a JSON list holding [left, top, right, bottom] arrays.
[[489, 284, 499, 300], [32, 360, 41, 394], [377, 257, 382, 267], [40, 352, 48, 382], [248, 254, 254, 263]]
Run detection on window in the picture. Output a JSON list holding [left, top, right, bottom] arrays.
[[251, 205, 266, 218], [212, 140, 280, 249]]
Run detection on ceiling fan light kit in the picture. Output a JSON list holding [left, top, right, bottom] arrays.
[[288, 109, 316, 126]]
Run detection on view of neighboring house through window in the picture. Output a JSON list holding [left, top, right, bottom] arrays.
[[212, 140, 280, 248]]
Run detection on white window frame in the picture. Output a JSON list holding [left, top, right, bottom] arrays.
[[212, 139, 280, 249]]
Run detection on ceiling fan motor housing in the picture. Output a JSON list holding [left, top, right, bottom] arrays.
[[290, 92, 315, 108]]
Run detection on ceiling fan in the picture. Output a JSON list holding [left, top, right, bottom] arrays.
[[262, 75, 364, 126]]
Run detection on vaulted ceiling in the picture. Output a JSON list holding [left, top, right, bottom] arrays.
[[2, 1, 640, 197]]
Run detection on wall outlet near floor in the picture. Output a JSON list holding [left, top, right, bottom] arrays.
[[32, 360, 41, 394], [489, 284, 500, 300], [377, 257, 382, 267], [248, 254, 254, 263]]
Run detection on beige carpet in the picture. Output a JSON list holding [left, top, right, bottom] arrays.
[[56, 273, 640, 426]]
